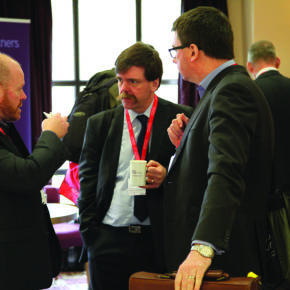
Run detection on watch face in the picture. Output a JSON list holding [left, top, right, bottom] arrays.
[[201, 247, 211, 257], [194, 245, 214, 258]]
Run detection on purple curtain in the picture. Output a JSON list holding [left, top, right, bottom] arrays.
[[178, 0, 228, 108], [0, 0, 52, 148]]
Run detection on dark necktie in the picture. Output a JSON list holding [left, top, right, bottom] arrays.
[[134, 114, 149, 222]]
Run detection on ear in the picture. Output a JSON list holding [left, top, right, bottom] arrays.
[[247, 62, 254, 74], [151, 79, 159, 92], [189, 44, 200, 62], [275, 57, 280, 69]]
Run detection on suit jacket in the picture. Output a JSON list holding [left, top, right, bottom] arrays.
[[164, 65, 274, 278], [0, 124, 68, 289], [78, 98, 193, 268], [255, 70, 290, 189]]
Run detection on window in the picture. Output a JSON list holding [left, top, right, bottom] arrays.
[[51, 0, 181, 115], [51, 0, 181, 184]]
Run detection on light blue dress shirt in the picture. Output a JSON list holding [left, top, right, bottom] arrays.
[[102, 101, 153, 226], [198, 60, 236, 98]]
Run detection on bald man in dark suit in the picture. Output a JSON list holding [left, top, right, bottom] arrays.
[[0, 53, 70, 289]]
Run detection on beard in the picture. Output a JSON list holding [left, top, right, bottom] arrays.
[[0, 91, 22, 121]]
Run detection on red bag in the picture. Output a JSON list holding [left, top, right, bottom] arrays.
[[59, 162, 80, 205]]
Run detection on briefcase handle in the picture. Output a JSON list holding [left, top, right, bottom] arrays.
[[158, 270, 229, 281]]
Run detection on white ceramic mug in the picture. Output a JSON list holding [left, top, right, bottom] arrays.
[[130, 160, 147, 186]]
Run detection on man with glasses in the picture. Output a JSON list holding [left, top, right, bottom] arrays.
[[168, 44, 192, 59], [165, 7, 275, 290], [78, 42, 193, 290]]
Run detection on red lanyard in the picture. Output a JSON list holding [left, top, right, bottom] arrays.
[[125, 95, 158, 160], [0, 126, 13, 142]]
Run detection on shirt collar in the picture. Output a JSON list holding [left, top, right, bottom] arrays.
[[0, 120, 9, 129], [256, 67, 278, 79], [199, 59, 236, 98], [0, 121, 10, 135]]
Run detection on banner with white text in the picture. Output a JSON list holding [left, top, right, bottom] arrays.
[[0, 18, 31, 151]]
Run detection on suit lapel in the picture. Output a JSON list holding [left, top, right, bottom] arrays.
[[106, 106, 124, 185], [0, 123, 29, 157], [149, 99, 169, 160], [168, 93, 209, 173]]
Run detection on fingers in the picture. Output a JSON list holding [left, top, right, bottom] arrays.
[[167, 113, 189, 147], [194, 274, 203, 290], [42, 113, 69, 139], [167, 126, 180, 147], [146, 176, 155, 184], [146, 160, 159, 167], [145, 161, 166, 187], [175, 272, 198, 290], [180, 113, 189, 127], [141, 176, 159, 189], [175, 271, 182, 290], [174, 251, 212, 290], [175, 273, 203, 290]]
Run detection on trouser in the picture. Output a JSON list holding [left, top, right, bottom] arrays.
[[88, 224, 160, 290]]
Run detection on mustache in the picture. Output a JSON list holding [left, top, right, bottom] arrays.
[[117, 92, 136, 101]]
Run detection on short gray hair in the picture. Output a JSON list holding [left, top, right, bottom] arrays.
[[248, 40, 276, 63]]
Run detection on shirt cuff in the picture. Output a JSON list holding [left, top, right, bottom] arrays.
[[191, 240, 224, 255]]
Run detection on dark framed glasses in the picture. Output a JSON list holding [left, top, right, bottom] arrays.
[[168, 44, 191, 58]]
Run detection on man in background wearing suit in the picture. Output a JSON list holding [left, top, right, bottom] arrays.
[[247, 40, 290, 288], [0, 53, 69, 289], [166, 7, 274, 290], [78, 42, 193, 290], [247, 40, 290, 190]]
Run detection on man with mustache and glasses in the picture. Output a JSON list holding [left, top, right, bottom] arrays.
[[78, 42, 193, 290], [0, 53, 70, 289]]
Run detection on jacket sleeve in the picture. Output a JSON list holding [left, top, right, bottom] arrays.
[[78, 115, 106, 247], [0, 131, 68, 193]]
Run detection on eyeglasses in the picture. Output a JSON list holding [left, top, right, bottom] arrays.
[[168, 44, 190, 58]]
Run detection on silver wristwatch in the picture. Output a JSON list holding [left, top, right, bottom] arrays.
[[192, 244, 214, 258]]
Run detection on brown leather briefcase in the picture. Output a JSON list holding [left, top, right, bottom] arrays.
[[129, 270, 261, 290]]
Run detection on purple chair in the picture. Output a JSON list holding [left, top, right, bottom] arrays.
[[43, 185, 90, 286], [53, 223, 83, 249], [43, 185, 60, 203]]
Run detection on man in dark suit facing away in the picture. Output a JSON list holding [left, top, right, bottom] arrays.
[[247, 40, 290, 190], [247, 40, 290, 288], [78, 42, 193, 290], [165, 7, 275, 290]]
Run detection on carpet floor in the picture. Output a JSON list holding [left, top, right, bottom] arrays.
[[45, 271, 88, 290]]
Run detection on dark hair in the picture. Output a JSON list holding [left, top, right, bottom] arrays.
[[172, 6, 234, 60], [115, 42, 163, 88], [248, 40, 276, 63]]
